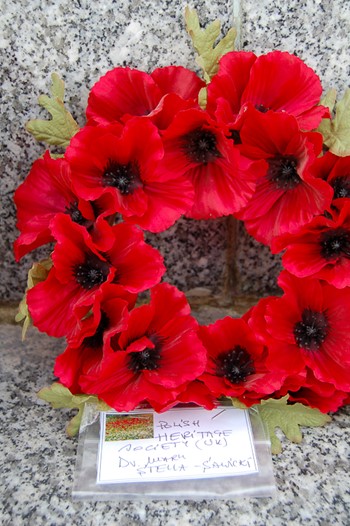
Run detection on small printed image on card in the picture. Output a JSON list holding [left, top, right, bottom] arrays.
[[97, 407, 259, 484], [105, 413, 154, 442]]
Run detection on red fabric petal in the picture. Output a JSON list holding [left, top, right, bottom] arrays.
[[241, 51, 323, 129], [206, 51, 257, 125], [54, 342, 103, 393], [274, 203, 350, 288], [27, 268, 100, 338], [163, 108, 264, 219], [117, 305, 155, 350], [86, 68, 162, 125], [106, 223, 165, 292], [150, 380, 217, 412], [238, 111, 332, 245], [14, 152, 73, 260], [151, 66, 205, 101], [125, 176, 194, 232], [148, 283, 191, 332]]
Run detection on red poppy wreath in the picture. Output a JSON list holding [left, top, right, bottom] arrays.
[[14, 8, 350, 453]]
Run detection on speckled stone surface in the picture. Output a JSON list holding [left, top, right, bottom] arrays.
[[2, 0, 350, 300], [1, 324, 349, 525]]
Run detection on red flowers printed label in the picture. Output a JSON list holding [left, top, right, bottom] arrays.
[[97, 407, 258, 483]]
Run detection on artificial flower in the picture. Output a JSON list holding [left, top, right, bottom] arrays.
[[273, 201, 350, 288], [54, 291, 131, 393], [237, 109, 333, 246], [79, 283, 207, 411], [27, 216, 165, 338], [206, 50, 327, 131], [86, 65, 205, 125], [258, 271, 350, 391], [310, 151, 350, 203], [66, 118, 194, 232], [285, 369, 348, 413], [162, 108, 265, 219], [13, 151, 115, 260], [198, 317, 284, 398]]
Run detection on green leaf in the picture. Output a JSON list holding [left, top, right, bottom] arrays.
[[230, 397, 248, 410], [50, 72, 65, 100], [184, 6, 237, 83], [198, 87, 207, 110], [16, 258, 52, 340], [317, 88, 350, 156], [320, 88, 337, 113], [37, 383, 111, 437], [257, 396, 331, 454], [26, 72, 79, 147]]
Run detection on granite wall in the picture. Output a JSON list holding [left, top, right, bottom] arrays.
[[1, 0, 350, 302]]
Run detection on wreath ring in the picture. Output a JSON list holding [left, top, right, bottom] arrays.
[[14, 9, 350, 450]]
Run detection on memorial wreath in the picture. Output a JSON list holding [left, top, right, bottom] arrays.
[[14, 8, 350, 453]]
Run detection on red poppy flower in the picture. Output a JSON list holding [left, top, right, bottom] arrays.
[[162, 108, 266, 219], [66, 118, 194, 232], [67, 284, 137, 349], [150, 380, 217, 412], [286, 369, 348, 413], [198, 317, 284, 399], [310, 151, 350, 205], [206, 50, 327, 131], [13, 151, 115, 261], [237, 368, 348, 412], [170, 380, 217, 410], [79, 283, 207, 412], [237, 109, 333, 246], [260, 271, 350, 391], [54, 284, 137, 392], [86, 65, 205, 126], [27, 216, 165, 338], [235, 370, 308, 409], [54, 290, 132, 393], [273, 201, 350, 288]]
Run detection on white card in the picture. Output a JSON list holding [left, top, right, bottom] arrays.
[[97, 407, 258, 484]]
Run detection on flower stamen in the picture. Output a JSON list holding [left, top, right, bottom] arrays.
[[216, 345, 255, 384], [320, 228, 350, 260], [268, 155, 300, 190], [102, 160, 140, 195], [128, 347, 161, 372], [74, 255, 109, 290], [183, 127, 221, 164], [294, 308, 328, 350]]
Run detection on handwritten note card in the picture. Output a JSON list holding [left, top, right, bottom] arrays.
[[97, 407, 258, 484]]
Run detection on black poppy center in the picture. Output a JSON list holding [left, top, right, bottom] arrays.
[[128, 347, 161, 372], [183, 127, 221, 164], [268, 155, 301, 190], [217, 345, 255, 384], [74, 255, 110, 290], [331, 176, 350, 199], [83, 312, 110, 348], [255, 104, 269, 113], [66, 201, 85, 224], [102, 160, 140, 195], [65, 201, 94, 229], [229, 129, 242, 144], [320, 228, 350, 260], [294, 308, 328, 351]]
